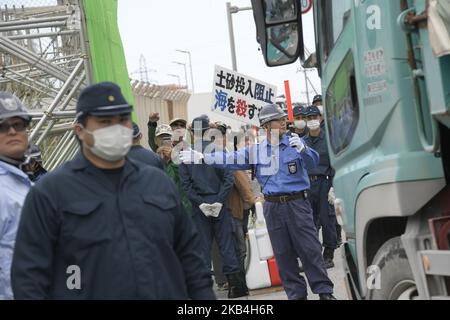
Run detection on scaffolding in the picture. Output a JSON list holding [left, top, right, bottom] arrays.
[[0, 0, 91, 170]]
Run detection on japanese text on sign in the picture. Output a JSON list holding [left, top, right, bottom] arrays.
[[212, 65, 278, 126], [364, 48, 386, 78]]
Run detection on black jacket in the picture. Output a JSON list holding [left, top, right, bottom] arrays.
[[11, 152, 214, 300], [303, 129, 335, 177], [179, 151, 234, 206]]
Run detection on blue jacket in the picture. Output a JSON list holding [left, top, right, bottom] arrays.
[[11, 152, 214, 300], [0, 161, 32, 300], [179, 143, 235, 206], [204, 134, 319, 196], [128, 145, 164, 170]]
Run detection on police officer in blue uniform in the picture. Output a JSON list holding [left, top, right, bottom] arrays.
[[181, 105, 336, 300], [312, 94, 322, 109], [11, 82, 214, 300], [292, 104, 309, 138], [179, 116, 248, 299], [312, 96, 343, 247], [303, 105, 338, 268]]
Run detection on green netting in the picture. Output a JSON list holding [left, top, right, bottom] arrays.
[[82, 0, 136, 120]]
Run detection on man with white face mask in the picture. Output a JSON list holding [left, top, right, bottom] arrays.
[[11, 82, 214, 300], [304, 106, 339, 270], [292, 104, 309, 138], [312, 95, 323, 113], [312, 95, 326, 129]]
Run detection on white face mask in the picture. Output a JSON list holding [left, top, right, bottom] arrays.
[[84, 124, 133, 162], [318, 106, 324, 115], [172, 128, 186, 142], [294, 120, 307, 130], [307, 120, 321, 131]]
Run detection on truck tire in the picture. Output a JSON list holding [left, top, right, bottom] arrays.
[[366, 237, 418, 300]]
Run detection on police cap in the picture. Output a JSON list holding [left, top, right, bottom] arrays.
[[312, 95, 322, 105], [293, 104, 308, 117], [132, 122, 141, 138], [305, 105, 321, 117], [76, 82, 133, 119]]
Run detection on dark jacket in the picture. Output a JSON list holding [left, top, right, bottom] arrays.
[[11, 152, 214, 300], [128, 145, 163, 170], [303, 129, 335, 177], [179, 144, 234, 206]]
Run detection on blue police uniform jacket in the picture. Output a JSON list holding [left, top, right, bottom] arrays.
[[0, 161, 32, 300], [179, 142, 235, 206], [303, 129, 335, 177], [128, 145, 164, 170], [11, 152, 214, 300], [204, 134, 319, 196]]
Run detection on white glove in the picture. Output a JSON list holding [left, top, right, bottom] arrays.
[[199, 203, 212, 217], [328, 187, 336, 205], [209, 203, 223, 218], [289, 133, 305, 153], [180, 149, 204, 164], [199, 203, 223, 218]]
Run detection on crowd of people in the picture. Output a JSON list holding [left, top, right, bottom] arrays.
[[0, 82, 342, 300]]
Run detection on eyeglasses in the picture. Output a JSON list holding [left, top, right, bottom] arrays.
[[0, 120, 28, 134]]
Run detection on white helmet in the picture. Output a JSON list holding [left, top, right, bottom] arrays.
[[258, 104, 286, 126], [0, 92, 31, 123]]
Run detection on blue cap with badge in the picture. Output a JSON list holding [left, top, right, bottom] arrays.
[[305, 105, 321, 117], [76, 82, 133, 119]]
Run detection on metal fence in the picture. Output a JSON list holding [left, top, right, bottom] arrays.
[[0, 0, 89, 169]]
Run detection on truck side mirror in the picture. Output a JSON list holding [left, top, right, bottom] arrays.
[[251, 0, 304, 67]]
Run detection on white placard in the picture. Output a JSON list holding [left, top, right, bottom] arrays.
[[211, 65, 278, 127]]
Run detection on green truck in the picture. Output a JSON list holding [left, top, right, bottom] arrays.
[[251, 0, 450, 300]]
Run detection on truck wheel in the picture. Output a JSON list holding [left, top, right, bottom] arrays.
[[367, 237, 418, 300]]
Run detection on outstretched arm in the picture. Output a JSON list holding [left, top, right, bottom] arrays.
[[182, 146, 254, 171]]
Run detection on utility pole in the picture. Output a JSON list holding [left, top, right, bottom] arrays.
[[297, 67, 318, 105], [172, 61, 188, 89], [226, 2, 252, 71], [176, 49, 195, 93], [167, 74, 181, 86], [303, 69, 310, 105]]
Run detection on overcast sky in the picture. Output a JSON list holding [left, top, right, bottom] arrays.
[[2, 0, 321, 103], [118, 0, 321, 103]]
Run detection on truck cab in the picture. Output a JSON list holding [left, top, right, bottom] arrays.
[[252, 0, 450, 299]]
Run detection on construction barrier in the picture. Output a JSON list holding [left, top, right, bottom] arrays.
[[245, 202, 282, 290]]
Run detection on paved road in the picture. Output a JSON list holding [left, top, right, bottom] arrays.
[[215, 245, 349, 300]]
